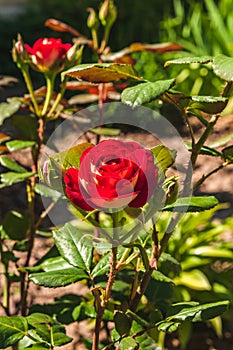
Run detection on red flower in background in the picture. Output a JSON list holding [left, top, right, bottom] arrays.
[[25, 38, 72, 74], [64, 140, 158, 211]]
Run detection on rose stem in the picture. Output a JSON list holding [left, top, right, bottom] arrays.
[[130, 224, 159, 312], [92, 246, 118, 350], [20, 114, 46, 316]]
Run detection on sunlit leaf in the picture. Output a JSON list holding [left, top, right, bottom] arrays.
[[166, 300, 229, 322], [62, 63, 142, 83], [165, 56, 213, 67], [190, 246, 233, 259], [90, 127, 121, 136], [175, 269, 211, 290], [162, 196, 218, 212], [151, 145, 176, 179], [213, 54, 233, 81], [187, 95, 228, 114], [35, 183, 62, 202], [0, 316, 28, 348], [27, 313, 72, 347], [0, 171, 35, 188], [53, 223, 93, 271], [91, 252, 110, 278], [121, 79, 175, 108], [0, 156, 26, 173], [29, 268, 88, 287], [0, 100, 21, 126], [6, 140, 35, 151], [119, 337, 138, 350]]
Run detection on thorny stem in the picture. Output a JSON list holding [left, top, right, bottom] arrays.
[[130, 224, 159, 312], [191, 114, 220, 166], [92, 246, 118, 350], [20, 180, 36, 316], [20, 112, 46, 316], [164, 92, 195, 146]]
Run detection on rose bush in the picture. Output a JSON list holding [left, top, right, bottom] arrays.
[[24, 37, 72, 74], [64, 139, 158, 210]]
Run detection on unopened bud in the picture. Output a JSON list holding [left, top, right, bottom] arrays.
[[66, 44, 83, 68], [12, 34, 29, 69], [99, 0, 117, 28], [87, 8, 99, 31]]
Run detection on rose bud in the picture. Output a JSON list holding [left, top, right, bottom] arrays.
[[64, 140, 158, 211], [99, 0, 117, 28], [12, 34, 29, 70], [24, 38, 72, 74]]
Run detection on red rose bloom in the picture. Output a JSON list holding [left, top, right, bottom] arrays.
[[64, 140, 158, 211], [25, 38, 72, 73]]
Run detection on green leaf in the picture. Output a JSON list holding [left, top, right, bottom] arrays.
[[190, 246, 233, 259], [0, 171, 35, 188], [0, 156, 26, 173], [27, 313, 72, 347], [213, 54, 233, 81], [114, 311, 132, 337], [198, 146, 222, 157], [175, 270, 212, 290], [187, 96, 228, 114], [165, 56, 213, 67], [2, 211, 28, 240], [0, 100, 21, 125], [91, 252, 110, 278], [166, 300, 230, 323], [159, 253, 181, 276], [209, 133, 233, 148], [53, 223, 93, 271], [11, 114, 38, 140], [185, 142, 222, 157], [0, 316, 28, 348], [152, 270, 173, 283], [51, 142, 92, 170], [162, 196, 218, 212], [42, 256, 75, 272], [121, 79, 176, 108], [6, 140, 35, 151], [35, 183, 62, 202], [90, 127, 121, 136], [62, 63, 142, 83], [29, 268, 88, 287], [151, 145, 176, 180], [222, 145, 233, 162], [119, 337, 138, 350]]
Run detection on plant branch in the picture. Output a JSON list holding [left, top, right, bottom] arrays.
[[191, 114, 220, 166], [92, 246, 118, 350], [46, 76, 69, 118], [193, 162, 227, 191], [22, 68, 40, 116], [42, 74, 55, 116]]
